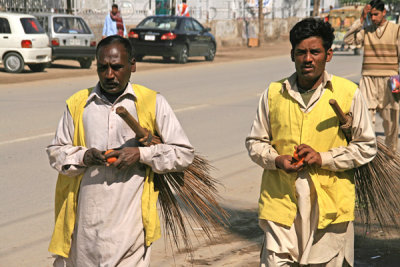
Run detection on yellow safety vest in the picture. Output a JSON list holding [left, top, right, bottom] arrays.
[[48, 84, 161, 257], [259, 75, 357, 229]]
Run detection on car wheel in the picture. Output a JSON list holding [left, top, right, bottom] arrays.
[[163, 56, 172, 62], [78, 58, 92, 69], [135, 55, 144, 62], [354, 48, 360, 55], [28, 63, 46, 72], [205, 44, 216, 61], [4, 52, 24, 73], [177, 46, 188, 64]]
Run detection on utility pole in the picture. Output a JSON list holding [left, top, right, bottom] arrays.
[[171, 0, 176, 15], [313, 0, 320, 17], [258, 0, 264, 46]]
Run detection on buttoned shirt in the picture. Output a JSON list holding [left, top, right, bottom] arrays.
[[47, 83, 194, 266]]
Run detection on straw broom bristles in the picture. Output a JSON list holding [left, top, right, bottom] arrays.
[[116, 106, 229, 253], [329, 99, 400, 231]]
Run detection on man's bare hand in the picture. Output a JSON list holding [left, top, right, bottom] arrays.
[[275, 155, 303, 173], [361, 4, 371, 23], [296, 144, 322, 167], [83, 148, 106, 167], [104, 147, 140, 169]]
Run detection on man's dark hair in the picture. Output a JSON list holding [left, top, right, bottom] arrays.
[[289, 18, 335, 52], [369, 0, 385, 11], [112, 3, 118, 9], [96, 35, 134, 62]]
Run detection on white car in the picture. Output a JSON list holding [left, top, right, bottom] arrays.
[[0, 12, 51, 73]]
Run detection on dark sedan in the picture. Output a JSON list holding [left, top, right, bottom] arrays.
[[128, 16, 216, 64]]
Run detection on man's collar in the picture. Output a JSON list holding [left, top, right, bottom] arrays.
[[282, 71, 333, 92], [87, 82, 136, 104]]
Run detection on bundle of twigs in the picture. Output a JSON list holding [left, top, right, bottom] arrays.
[[329, 99, 400, 230], [116, 106, 228, 252]]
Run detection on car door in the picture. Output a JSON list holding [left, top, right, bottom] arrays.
[[181, 18, 199, 56], [0, 17, 14, 60], [191, 19, 211, 55]]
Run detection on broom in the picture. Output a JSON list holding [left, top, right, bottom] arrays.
[[116, 106, 229, 252], [329, 99, 400, 230]]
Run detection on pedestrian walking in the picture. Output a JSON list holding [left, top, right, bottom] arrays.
[[102, 4, 127, 38], [177, 0, 190, 17], [47, 35, 194, 266], [246, 18, 377, 266], [344, 0, 400, 154]]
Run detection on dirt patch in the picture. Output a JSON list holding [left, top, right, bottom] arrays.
[[0, 39, 291, 85]]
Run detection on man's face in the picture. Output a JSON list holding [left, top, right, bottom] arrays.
[[112, 7, 118, 15], [97, 43, 135, 94], [292, 36, 332, 87], [370, 8, 386, 26]]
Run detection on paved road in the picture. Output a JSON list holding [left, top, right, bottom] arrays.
[[0, 52, 398, 266]]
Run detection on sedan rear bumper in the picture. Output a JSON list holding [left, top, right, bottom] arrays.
[[52, 46, 96, 60], [130, 40, 182, 57]]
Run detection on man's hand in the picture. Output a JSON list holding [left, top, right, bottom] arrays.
[[275, 155, 303, 173], [104, 147, 140, 169], [296, 144, 322, 167], [361, 4, 371, 23], [83, 148, 106, 167]]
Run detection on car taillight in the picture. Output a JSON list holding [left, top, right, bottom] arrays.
[[21, 40, 32, 48], [51, 38, 60, 46], [90, 40, 96, 47], [161, 32, 177, 40], [129, 31, 139, 39]]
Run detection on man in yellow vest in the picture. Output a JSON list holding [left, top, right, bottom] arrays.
[[246, 18, 376, 266], [344, 0, 400, 154], [46, 35, 194, 266]]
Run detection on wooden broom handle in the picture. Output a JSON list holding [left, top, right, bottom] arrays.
[[329, 99, 349, 125], [116, 106, 147, 139]]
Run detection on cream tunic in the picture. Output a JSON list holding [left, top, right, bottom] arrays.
[[246, 72, 376, 266], [47, 83, 194, 266]]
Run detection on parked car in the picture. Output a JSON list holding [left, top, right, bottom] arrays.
[[0, 12, 51, 73], [128, 16, 216, 64], [33, 13, 96, 68]]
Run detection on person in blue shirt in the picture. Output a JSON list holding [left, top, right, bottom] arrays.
[[102, 4, 127, 38]]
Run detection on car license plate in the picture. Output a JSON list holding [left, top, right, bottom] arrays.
[[144, 35, 155, 41], [70, 39, 81, 45]]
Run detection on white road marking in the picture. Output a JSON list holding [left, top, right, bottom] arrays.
[[174, 104, 210, 113], [0, 133, 54, 146], [0, 104, 211, 145], [342, 72, 360, 79]]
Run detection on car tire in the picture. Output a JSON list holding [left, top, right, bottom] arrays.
[[78, 58, 92, 69], [4, 52, 24, 73], [135, 55, 144, 62], [205, 44, 216, 61], [28, 63, 46, 72], [177, 46, 188, 64], [354, 48, 360, 56]]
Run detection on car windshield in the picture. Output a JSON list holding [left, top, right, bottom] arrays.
[[20, 18, 45, 34], [52, 17, 91, 34], [137, 17, 178, 30]]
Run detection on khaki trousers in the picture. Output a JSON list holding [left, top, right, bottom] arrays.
[[360, 76, 399, 153]]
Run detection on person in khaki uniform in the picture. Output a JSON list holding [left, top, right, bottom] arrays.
[[344, 0, 400, 153], [246, 18, 376, 266]]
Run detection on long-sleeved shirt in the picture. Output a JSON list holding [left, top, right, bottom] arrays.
[[245, 71, 376, 265], [102, 14, 127, 37], [47, 82, 194, 266]]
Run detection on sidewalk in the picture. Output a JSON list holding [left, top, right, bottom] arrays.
[[0, 39, 291, 85]]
